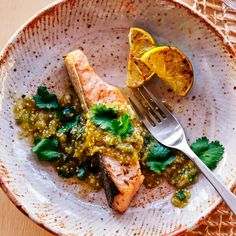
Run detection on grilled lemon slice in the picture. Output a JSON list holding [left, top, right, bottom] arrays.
[[141, 46, 193, 96], [127, 27, 156, 88]]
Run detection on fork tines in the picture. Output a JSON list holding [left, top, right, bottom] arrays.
[[128, 86, 170, 127]]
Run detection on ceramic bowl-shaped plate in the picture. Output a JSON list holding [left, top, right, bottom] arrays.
[[0, 0, 236, 235]]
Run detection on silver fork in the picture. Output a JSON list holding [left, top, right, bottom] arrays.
[[127, 85, 236, 214]]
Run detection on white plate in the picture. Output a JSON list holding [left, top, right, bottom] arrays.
[[0, 0, 236, 235]]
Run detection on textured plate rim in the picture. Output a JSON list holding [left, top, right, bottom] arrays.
[[0, 0, 235, 235]]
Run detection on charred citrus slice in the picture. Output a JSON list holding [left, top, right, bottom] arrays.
[[141, 46, 193, 96], [127, 27, 156, 88]]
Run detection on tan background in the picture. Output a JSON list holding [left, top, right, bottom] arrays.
[[0, 0, 235, 236], [0, 2, 54, 235]]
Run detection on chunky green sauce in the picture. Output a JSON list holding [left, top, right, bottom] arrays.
[[84, 103, 144, 164], [14, 85, 201, 206], [13, 92, 104, 190], [171, 189, 191, 208], [141, 151, 199, 190], [13, 91, 145, 191]]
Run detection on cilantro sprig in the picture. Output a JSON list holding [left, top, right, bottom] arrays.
[[89, 104, 117, 131], [191, 137, 224, 170], [89, 104, 134, 139], [112, 114, 134, 139], [32, 137, 60, 161], [175, 189, 187, 201], [146, 137, 224, 174], [33, 85, 59, 109], [146, 142, 176, 173], [33, 85, 82, 134], [58, 116, 80, 134]]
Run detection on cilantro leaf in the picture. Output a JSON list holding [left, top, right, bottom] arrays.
[[77, 166, 87, 180], [113, 114, 134, 139], [89, 104, 117, 132], [190, 137, 209, 155], [38, 150, 60, 161], [146, 142, 176, 173], [143, 133, 153, 147], [191, 137, 224, 170], [175, 190, 186, 201], [32, 138, 49, 153], [58, 116, 79, 134], [147, 156, 175, 173], [32, 137, 58, 153], [89, 104, 134, 139], [56, 107, 77, 122], [33, 85, 59, 109], [147, 142, 172, 160], [32, 137, 60, 162]]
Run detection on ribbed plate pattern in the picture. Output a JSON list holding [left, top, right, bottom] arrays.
[[0, 0, 235, 235]]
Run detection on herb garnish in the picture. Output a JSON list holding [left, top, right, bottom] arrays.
[[112, 114, 134, 139], [32, 137, 60, 161], [56, 107, 77, 122], [33, 85, 59, 109], [58, 116, 79, 134], [146, 142, 175, 173], [77, 166, 87, 180], [191, 137, 224, 170], [89, 104, 134, 139], [175, 189, 187, 201], [146, 137, 224, 174], [89, 104, 117, 131]]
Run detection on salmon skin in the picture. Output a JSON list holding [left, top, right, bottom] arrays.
[[65, 50, 144, 213], [99, 158, 120, 208]]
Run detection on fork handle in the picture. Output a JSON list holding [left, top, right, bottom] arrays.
[[181, 143, 236, 215]]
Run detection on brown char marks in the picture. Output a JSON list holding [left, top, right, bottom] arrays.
[[99, 155, 120, 208]]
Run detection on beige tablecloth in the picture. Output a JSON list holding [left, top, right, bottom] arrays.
[[184, 0, 236, 48], [0, 1, 235, 235]]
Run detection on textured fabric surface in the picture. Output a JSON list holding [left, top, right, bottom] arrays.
[[186, 188, 236, 235], [183, 0, 236, 48], [182, 0, 236, 235]]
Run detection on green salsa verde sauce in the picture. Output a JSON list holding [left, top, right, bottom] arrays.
[[82, 103, 145, 164], [14, 87, 199, 207]]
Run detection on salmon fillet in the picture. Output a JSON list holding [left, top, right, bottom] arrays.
[[65, 50, 144, 213]]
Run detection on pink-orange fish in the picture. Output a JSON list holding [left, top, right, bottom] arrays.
[[65, 50, 144, 212]]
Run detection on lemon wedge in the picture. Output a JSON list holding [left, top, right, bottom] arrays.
[[141, 46, 193, 96], [127, 27, 156, 88]]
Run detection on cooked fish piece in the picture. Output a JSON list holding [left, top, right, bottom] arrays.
[[65, 50, 144, 213]]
